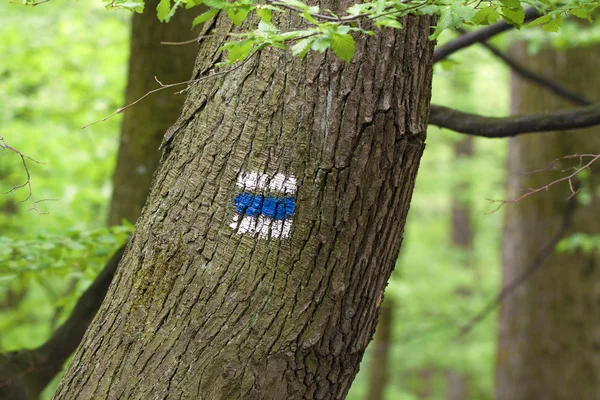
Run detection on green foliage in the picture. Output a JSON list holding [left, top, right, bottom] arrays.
[[0, 2, 128, 233], [5, 1, 600, 400], [0, 224, 131, 287], [557, 234, 600, 255], [0, 5, 130, 397], [103, 0, 145, 12], [97, 0, 598, 64], [0, 224, 131, 347]]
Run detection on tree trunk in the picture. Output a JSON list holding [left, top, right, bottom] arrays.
[[108, 2, 198, 226], [366, 300, 394, 400], [496, 43, 600, 400], [445, 137, 473, 400], [53, 12, 436, 400]]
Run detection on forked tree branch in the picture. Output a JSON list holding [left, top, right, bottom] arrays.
[[433, 7, 541, 63], [0, 134, 56, 213], [428, 103, 600, 137]]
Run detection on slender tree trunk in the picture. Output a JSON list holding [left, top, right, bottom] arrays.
[[366, 300, 394, 400], [53, 12, 436, 399], [496, 43, 600, 400], [108, 2, 198, 226], [444, 137, 473, 400]]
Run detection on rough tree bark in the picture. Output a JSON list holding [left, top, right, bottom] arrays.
[[496, 44, 600, 399], [52, 11, 436, 400]]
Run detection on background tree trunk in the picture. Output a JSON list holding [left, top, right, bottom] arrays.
[[366, 300, 394, 400], [0, 6, 197, 400], [108, 2, 198, 226], [496, 43, 600, 400], [444, 136, 473, 400], [53, 13, 436, 400]]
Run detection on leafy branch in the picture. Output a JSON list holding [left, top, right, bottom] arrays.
[[97, 0, 600, 65]]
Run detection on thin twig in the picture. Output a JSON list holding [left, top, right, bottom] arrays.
[[487, 154, 600, 212], [160, 34, 216, 46], [0, 134, 57, 214], [522, 153, 599, 175], [459, 188, 578, 336], [82, 51, 259, 129]]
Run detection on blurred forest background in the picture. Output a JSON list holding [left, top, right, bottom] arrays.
[[0, 1, 598, 399]]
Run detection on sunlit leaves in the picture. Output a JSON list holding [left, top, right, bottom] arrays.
[[291, 37, 313, 58], [102, 0, 145, 12], [101, 0, 597, 63], [542, 15, 562, 32], [156, 0, 171, 21], [331, 31, 355, 61], [192, 8, 219, 26], [472, 6, 500, 25]]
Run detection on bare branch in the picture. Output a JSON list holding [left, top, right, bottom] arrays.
[[433, 7, 540, 63], [82, 51, 260, 129], [455, 27, 592, 107], [459, 186, 578, 336], [0, 134, 56, 213], [485, 154, 599, 212], [428, 103, 600, 138]]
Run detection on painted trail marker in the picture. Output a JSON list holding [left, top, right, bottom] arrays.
[[230, 172, 297, 239]]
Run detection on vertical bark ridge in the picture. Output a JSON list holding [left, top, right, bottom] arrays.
[[54, 13, 435, 400]]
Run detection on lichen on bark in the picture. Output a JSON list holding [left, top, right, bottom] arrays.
[[54, 12, 436, 400]]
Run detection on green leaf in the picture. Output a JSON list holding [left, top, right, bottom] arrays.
[[258, 20, 278, 33], [226, 40, 254, 63], [184, 0, 204, 8], [543, 15, 563, 32], [164, 0, 182, 22], [500, 0, 520, 9], [452, 5, 476, 21], [430, 7, 453, 39], [291, 37, 314, 58], [202, 0, 228, 9], [193, 8, 220, 27], [227, 7, 250, 26], [501, 6, 525, 26], [331, 33, 355, 62], [569, 8, 591, 22], [110, 0, 145, 12], [277, 0, 309, 10], [311, 36, 331, 53], [374, 17, 403, 29], [473, 6, 493, 25], [157, 0, 171, 21], [257, 7, 273, 22], [528, 14, 551, 26]]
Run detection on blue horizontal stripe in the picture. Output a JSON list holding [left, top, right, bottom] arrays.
[[234, 193, 296, 220]]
